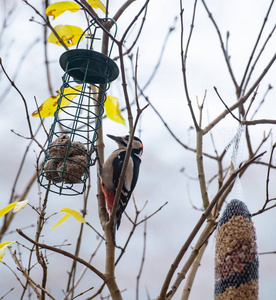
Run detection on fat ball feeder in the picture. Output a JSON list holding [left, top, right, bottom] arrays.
[[39, 19, 119, 195]]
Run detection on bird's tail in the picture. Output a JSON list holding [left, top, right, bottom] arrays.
[[112, 216, 117, 246], [112, 214, 122, 245]]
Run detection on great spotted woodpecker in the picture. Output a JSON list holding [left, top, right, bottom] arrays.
[[100, 134, 143, 244]]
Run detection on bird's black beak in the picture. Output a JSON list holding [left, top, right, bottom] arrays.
[[106, 134, 123, 143]]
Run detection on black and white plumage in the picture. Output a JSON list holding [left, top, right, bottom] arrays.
[[100, 134, 143, 244]]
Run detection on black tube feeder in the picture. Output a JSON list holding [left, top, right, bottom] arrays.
[[39, 19, 119, 195]]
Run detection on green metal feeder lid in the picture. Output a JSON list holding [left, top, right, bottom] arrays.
[[60, 49, 119, 84]]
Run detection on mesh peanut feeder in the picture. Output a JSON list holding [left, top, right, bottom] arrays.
[[39, 19, 119, 195], [215, 199, 259, 299]]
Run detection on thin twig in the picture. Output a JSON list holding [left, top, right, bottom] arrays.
[[142, 16, 177, 91], [85, 222, 106, 240], [136, 219, 147, 300], [252, 143, 276, 215], [244, 86, 259, 120], [22, 0, 69, 50], [119, 0, 150, 45], [113, 7, 148, 61], [136, 202, 168, 226], [85, 282, 105, 299], [66, 224, 84, 296], [244, 23, 276, 92], [0, 287, 15, 299], [239, 0, 275, 94], [33, 96, 49, 137], [213, 86, 241, 123], [253, 202, 276, 216], [201, 0, 238, 90], [63, 239, 104, 300], [115, 207, 141, 265], [9, 248, 55, 299], [71, 286, 94, 299], [198, 90, 207, 128], [43, 0, 53, 95], [1, 259, 25, 289], [0, 58, 34, 137], [250, 84, 273, 120], [0, 38, 40, 103], [259, 251, 276, 255], [180, 0, 200, 130], [9, 123, 42, 204], [66, 178, 92, 297]]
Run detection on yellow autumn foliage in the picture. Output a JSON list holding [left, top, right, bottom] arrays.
[[87, 0, 106, 14], [46, 1, 80, 20], [104, 95, 125, 125], [0, 241, 15, 262], [32, 85, 82, 118], [47, 25, 84, 47], [50, 208, 85, 230], [0, 200, 28, 218], [45, 0, 106, 20]]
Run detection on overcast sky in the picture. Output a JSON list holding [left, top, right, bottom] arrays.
[[0, 0, 276, 299]]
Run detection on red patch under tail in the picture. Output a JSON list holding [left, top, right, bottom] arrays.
[[101, 182, 115, 214]]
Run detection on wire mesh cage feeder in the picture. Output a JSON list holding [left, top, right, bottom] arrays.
[[39, 19, 119, 196]]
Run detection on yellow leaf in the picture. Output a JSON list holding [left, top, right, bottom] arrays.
[[32, 85, 82, 118], [13, 200, 28, 213], [87, 0, 106, 14], [46, 1, 80, 20], [0, 241, 15, 262], [104, 96, 125, 125], [50, 213, 71, 230], [60, 208, 85, 223], [50, 208, 85, 230], [47, 25, 84, 47], [0, 203, 18, 218]]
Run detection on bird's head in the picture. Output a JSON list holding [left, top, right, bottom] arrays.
[[107, 134, 143, 157]]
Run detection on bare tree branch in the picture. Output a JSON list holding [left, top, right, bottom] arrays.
[[136, 219, 147, 300], [201, 0, 238, 90], [239, 0, 275, 94], [203, 52, 276, 135], [180, 0, 199, 131], [17, 229, 106, 280]]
